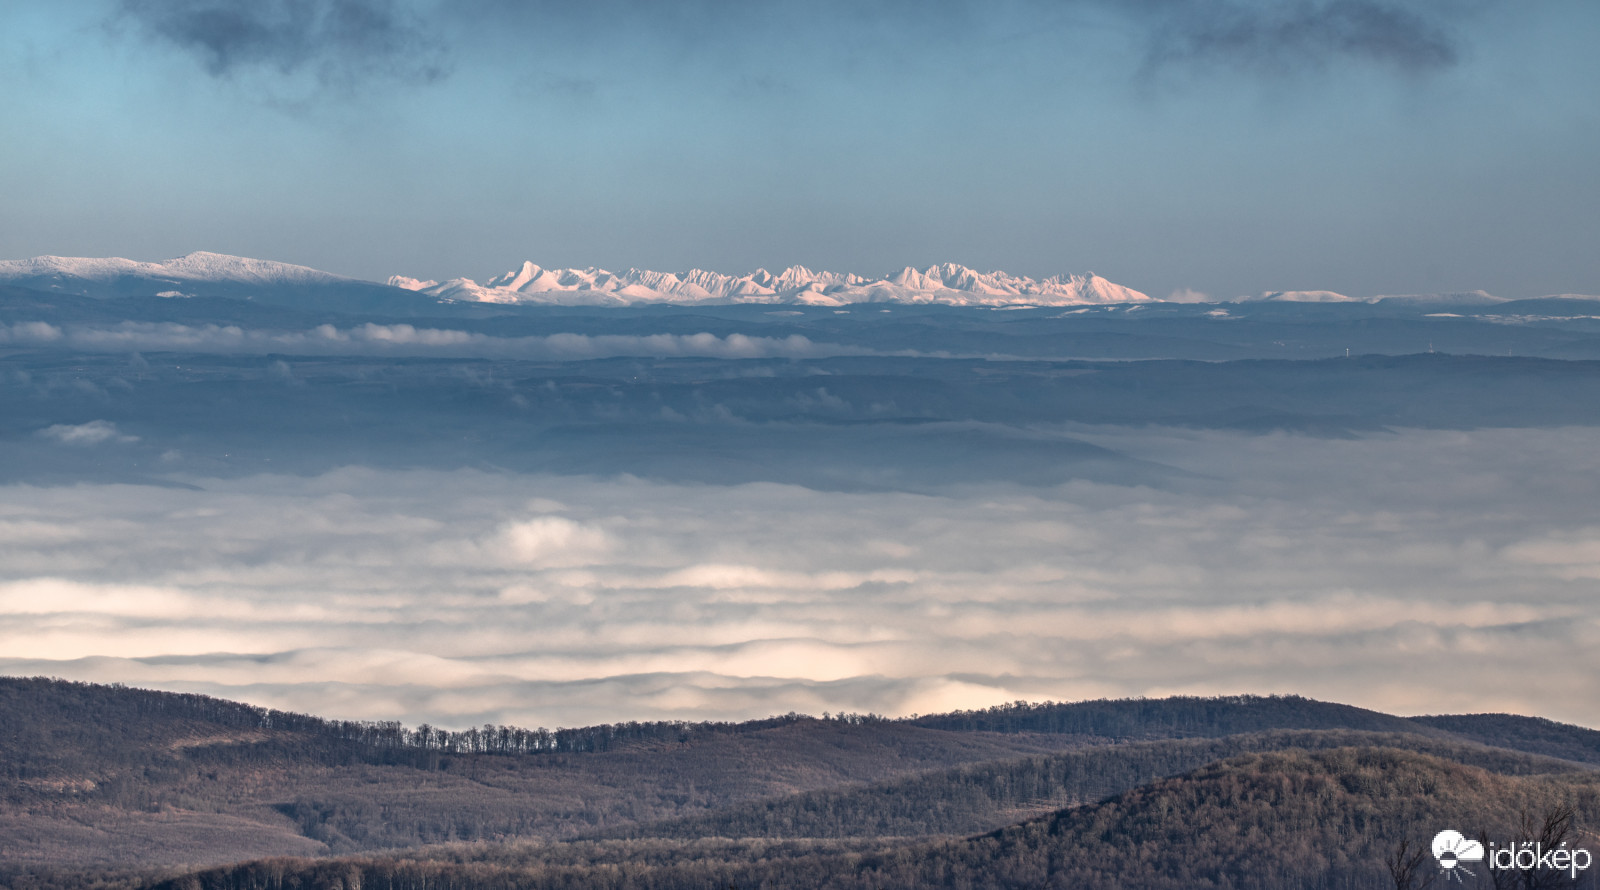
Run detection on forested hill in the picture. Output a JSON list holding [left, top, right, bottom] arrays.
[[592, 729, 1593, 842], [6, 677, 1600, 888], [788, 747, 1600, 890], [141, 748, 1600, 890], [908, 694, 1447, 740], [0, 675, 814, 766], [6, 678, 1553, 763], [1411, 712, 1600, 767]]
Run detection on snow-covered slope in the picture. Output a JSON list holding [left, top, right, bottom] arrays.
[[1243, 289, 1510, 305], [0, 252, 349, 290], [1372, 290, 1508, 305], [1246, 290, 1364, 303], [0, 252, 437, 313], [390, 261, 1151, 307]]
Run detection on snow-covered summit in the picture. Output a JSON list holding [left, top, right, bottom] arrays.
[[1242, 289, 1509, 305], [0, 251, 422, 311], [393, 261, 1151, 307], [0, 251, 349, 286]]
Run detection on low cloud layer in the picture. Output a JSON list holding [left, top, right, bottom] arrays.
[[38, 420, 140, 446], [4, 425, 1599, 730], [0, 321, 851, 360]]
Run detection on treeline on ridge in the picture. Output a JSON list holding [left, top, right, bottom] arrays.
[[1, 676, 824, 767], [910, 694, 1437, 740], [8, 678, 1484, 766]]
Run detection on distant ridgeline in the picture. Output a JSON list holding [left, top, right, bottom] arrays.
[[910, 694, 1431, 738], [6, 677, 1600, 890], [8, 675, 1600, 771], [16, 676, 1575, 761], [0, 252, 1152, 308], [0, 676, 818, 761]]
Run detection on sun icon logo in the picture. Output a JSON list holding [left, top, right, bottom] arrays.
[[1432, 830, 1485, 882]]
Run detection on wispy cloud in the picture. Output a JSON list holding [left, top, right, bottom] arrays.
[[37, 420, 140, 446], [0, 321, 856, 360]]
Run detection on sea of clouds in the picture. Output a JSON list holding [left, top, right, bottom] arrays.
[[4, 425, 1599, 730]]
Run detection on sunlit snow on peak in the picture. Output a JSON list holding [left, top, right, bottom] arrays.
[[407, 261, 1152, 307]]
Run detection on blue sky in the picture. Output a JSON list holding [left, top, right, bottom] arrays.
[[1, 0, 1596, 299]]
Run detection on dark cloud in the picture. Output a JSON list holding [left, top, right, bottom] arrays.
[[449, 0, 1468, 75], [117, 0, 447, 88], [112, 0, 1471, 96], [1129, 0, 1464, 77]]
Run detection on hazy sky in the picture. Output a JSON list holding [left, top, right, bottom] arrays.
[[1, 0, 1595, 299]]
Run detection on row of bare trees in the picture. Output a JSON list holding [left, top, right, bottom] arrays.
[[1392, 805, 1591, 890]]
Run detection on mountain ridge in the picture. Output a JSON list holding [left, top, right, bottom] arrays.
[[0, 252, 349, 290], [391, 260, 1153, 307], [6, 252, 1595, 310], [1247, 288, 1510, 305], [0, 252, 1154, 307], [0, 252, 440, 314]]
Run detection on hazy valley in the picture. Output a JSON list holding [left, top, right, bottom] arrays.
[[5, 260, 1600, 886]]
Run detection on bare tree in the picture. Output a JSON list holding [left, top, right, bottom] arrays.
[[1391, 837, 1438, 890], [1482, 805, 1582, 890], [1479, 829, 1517, 890], [1523, 804, 1579, 890]]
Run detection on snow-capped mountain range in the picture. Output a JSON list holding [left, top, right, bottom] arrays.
[[0, 252, 1149, 307], [388, 261, 1151, 307], [5, 252, 1586, 309]]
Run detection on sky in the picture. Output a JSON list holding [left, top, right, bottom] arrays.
[[7, 426, 1600, 730], [1, 0, 1596, 300]]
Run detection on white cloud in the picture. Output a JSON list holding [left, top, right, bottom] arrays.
[[493, 516, 612, 567], [3, 427, 1600, 729], [38, 420, 139, 445], [0, 321, 862, 360], [1501, 530, 1600, 577], [0, 321, 63, 342]]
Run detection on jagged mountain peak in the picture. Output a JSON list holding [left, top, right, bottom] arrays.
[[398, 259, 1153, 307]]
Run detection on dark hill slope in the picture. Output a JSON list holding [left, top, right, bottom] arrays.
[[820, 747, 1600, 890], [1412, 713, 1600, 767], [598, 729, 1592, 841], [141, 747, 1600, 890], [0, 679, 1082, 867]]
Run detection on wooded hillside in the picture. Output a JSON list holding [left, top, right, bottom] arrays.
[[4, 678, 1597, 889]]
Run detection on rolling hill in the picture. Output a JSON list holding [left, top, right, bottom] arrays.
[[4, 679, 1599, 888]]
